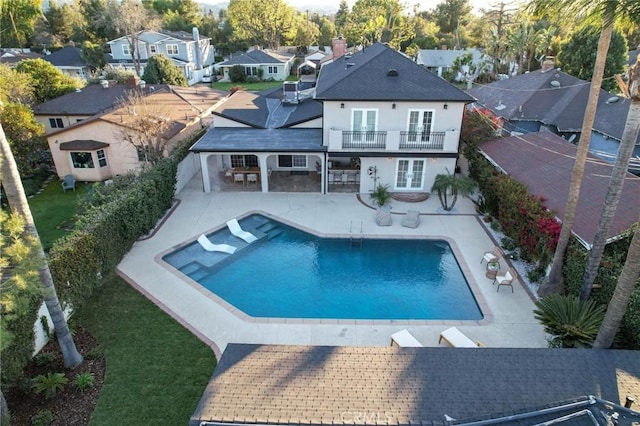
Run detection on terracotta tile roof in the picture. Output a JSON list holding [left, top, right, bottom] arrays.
[[190, 344, 640, 426], [480, 132, 640, 247]]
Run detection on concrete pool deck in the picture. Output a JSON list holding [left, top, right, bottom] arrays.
[[117, 176, 548, 357]]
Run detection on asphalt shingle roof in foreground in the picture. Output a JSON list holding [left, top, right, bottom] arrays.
[[190, 344, 640, 426]]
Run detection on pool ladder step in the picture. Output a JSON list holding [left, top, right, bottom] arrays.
[[350, 221, 363, 248]]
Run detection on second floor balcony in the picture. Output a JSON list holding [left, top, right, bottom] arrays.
[[331, 129, 454, 152]]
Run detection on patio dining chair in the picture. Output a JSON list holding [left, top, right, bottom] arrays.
[[224, 167, 234, 182], [247, 173, 258, 185], [481, 246, 504, 266], [493, 268, 516, 292], [234, 173, 245, 185]]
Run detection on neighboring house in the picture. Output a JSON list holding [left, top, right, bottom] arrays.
[[191, 42, 474, 194], [46, 84, 226, 182], [305, 49, 330, 66], [215, 49, 295, 82], [43, 46, 89, 80], [190, 344, 640, 426], [481, 132, 640, 248], [33, 80, 131, 134], [0, 48, 43, 67], [467, 65, 640, 172], [416, 48, 489, 79], [106, 28, 215, 85]]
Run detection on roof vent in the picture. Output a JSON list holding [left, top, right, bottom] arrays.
[[387, 69, 399, 77], [606, 96, 620, 104], [346, 62, 355, 68], [550, 80, 561, 88]]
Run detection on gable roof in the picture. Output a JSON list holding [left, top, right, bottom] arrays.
[[107, 29, 210, 45], [467, 69, 638, 144], [44, 46, 86, 68], [32, 83, 131, 116], [218, 49, 294, 66], [480, 132, 640, 247], [314, 42, 474, 102], [190, 344, 640, 426], [213, 85, 322, 129]]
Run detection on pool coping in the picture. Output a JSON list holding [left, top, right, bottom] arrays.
[[153, 209, 492, 327]]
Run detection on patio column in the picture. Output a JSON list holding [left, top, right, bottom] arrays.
[[200, 153, 211, 192], [257, 153, 269, 193]]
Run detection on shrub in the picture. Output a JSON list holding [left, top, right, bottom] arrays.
[[32, 372, 69, 399], [533, 295, 606, 348], [75, 372, 96, 393], [31, 409, 54, 426], [370, 184, 392, 207], [86, 346, 104, 360], [229, 65, 246, 83], [33, 352, 56, 367]]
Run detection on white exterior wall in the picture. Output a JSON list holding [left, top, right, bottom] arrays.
[[213, 116, 253, 128], [289, 117, 323, 128], [357, 157, 456, 194]]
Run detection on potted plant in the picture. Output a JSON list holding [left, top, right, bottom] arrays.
[[431, 170, 475, 211], [370, 184, 392, 207]]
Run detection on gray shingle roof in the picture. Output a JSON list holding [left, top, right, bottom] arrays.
[[480, 132, 640, 247], [43, 46, 86, 67], [32, 83, 131, 116], [190, 128, 324, 152], [59, 140, 109, 150], [314, 42, 474, 102], [218, 50, 292, 66], [190, 344, 640, 426], [467, 69, 638, 144]]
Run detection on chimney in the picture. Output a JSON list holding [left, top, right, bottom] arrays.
[[192, 27, 202, 70], [541, 56, 555, 72], [441, 45, 448, 50], [127, 75, 138, 88], [332, 36, 346, 60]]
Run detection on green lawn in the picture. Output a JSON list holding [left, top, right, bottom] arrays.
[[211, 75, 298, 92], [28, 179, 89, 250], [75, 274, 217, 426]]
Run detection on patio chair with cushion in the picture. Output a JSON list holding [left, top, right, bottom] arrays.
[[401, 210, 420, 228], [61, 174, 75, 192], [481, 246, 503, 265], [247, 173, 258, 185], [390, 329, 423, 347], [234, 173, 245, 185], [493, 268, 516, 292], [438, 326, 484, 348]]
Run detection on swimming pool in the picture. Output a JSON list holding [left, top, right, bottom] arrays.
[[162, 214, 483, 321]]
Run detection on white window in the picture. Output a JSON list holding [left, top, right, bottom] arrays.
[[230, 155, 258, 168], [149, 45, 157, 54], [97, 149, 107, 167], [49, 118, 64, 128], [268, 66, 278, 74], [407, 110, 434, 142], [166, 44, 178, 55], [70, 152, 95, 169], [278, 155, 307, 168], [395, 159, 425, 189], [122, 44, 130, 55], [352, 109, 377, 142]]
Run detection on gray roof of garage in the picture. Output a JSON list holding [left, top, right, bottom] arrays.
[[190, 128, 325, 152]]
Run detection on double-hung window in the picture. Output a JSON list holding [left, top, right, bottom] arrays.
[[122, 44, 130, 55], [49, 118, 64, 129], [166, 44, 178, 55], [97, 149, 107, 167]]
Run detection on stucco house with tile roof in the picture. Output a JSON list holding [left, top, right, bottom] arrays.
[[467, 66, 640, 172], [190, 344, 640, 426], [43, 45, 89, 80], [480, 132, 640, 248], [191, 42, 474, 194], [215, 49, 295, 82], [46, 84, 226, 181]]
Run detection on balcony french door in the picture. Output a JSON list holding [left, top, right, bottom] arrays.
[[352, 109, 377, 143], [407, 110, 434, 142], [396, 159, 425, 189]]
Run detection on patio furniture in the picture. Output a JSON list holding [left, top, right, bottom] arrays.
[[341, 173, 349, 185], [61, 174, 75, 192], [197, 234, 237, 254], [401, 210, 420, 228], [234, 173, 245, 185], [247, 173, 258, 185], [226, 218, 258, 243], [481, 246, 503, 266], [391, 329, 423, 347], [375, 206, 392, 226], [485, 261, 499, 279], [438, 327, 482, 348], [267, 168, 272, 181], [224, 167, 234, 182], [493, 268, 516, 292]]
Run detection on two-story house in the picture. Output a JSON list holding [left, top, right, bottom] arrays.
[[215, 49, 295, 82], [46, 84, 226, 182], [107, 28, 215, 85], [190, 42, 474, 194]]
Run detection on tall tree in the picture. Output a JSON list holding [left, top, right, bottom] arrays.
[[0, 118, 83, 369], [579, 57, 640, 301], [227, 0, 296, 50], [0, 0, 42, 47], [432, 0, 472, 48], [112, 0, 160, 77], [534, 0, 620, 296], [15, 58, 79, 103], [0, 103, 47, 176], [346, 0, 415, 49], [559, 25, 627, 92], [335, 0, 350, 34]]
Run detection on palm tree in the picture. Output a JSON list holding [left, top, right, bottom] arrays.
[[431, 171, 475, 211], [533, 0, 623, 297], [579, 57, 640, 301], [0, 120, 83, 368], [592, 220, 640, 348]]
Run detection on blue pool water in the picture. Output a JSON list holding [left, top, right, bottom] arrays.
[[162, 214, 483, 320]]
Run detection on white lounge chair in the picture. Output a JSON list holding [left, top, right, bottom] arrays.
[[438, 327, 484, 348], [391, 329, 423, 347], [226, 219, 258, 243], [197, 234, 237, 254]]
